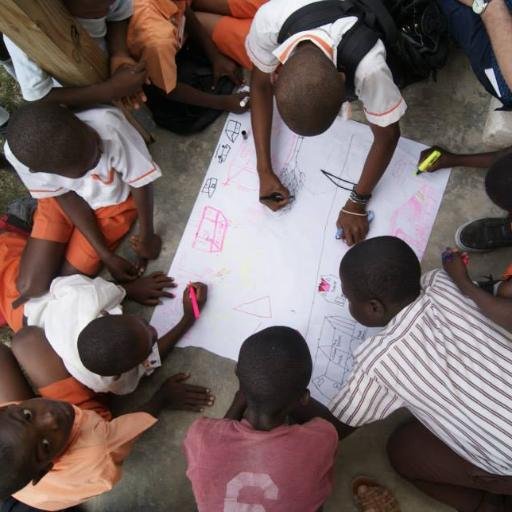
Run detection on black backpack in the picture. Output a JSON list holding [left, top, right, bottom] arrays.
[[277, 0, 449, 95], [144, 45, 235, 135]]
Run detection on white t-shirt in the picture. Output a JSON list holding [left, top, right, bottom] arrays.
[[245, 0, 407, 127], [5, 106, 161, 210], [3, 0, 133, 101], [24, 274, 161, 395]]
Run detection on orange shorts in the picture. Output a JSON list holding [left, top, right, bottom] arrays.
[[212, 0, 268, 69], [0, 232, 26, 332], [31, 196, 137, 276], [504, 264, 512, 280], [39, 377, 112, 421]]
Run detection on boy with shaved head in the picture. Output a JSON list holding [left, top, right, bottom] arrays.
[[295, 236, 512, 511], [246, 0, 404, 246], [5, 102, 162, 307]]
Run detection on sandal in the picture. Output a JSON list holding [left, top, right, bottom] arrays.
[[352, 476, 400, 512]]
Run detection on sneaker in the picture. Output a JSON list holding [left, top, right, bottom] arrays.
[[455, 217, 512, 252]]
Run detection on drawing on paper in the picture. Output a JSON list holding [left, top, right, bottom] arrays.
[[223, 138, 259, 191], [201, 177, 218, 198], [151, 112, 451, 406], [225, 120, 241, 143], [390, 184, 438, 256], [192, 206, 228, 253], [320, 168, 356, 191], [317, 275, 346, 306], [277, 136, 305, 202], [234, 296, 272, 319], [312, 316, 367, 401], [216, 144, 231, 163]]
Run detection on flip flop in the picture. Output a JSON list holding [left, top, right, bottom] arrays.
[[352, 476, 400, 512]]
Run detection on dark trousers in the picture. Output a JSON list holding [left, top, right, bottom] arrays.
[[438, 0, 512, 107], [387, 420, 512, 512], [0, 498, 80, 512]]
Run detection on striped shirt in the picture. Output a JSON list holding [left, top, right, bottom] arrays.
[[330, 269, 512, 475]]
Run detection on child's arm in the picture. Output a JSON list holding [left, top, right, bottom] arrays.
[[291, 397, 355, 440], [37, 62, 148, 108], [337, 121, 400, 246], [107, 18, 147, 110], [56, 192, 139, 281], [155, 283, 207, 361], [129, 183, 162, 262], [418, 146, 512, 172], [135, 372, 215, 417], [165, 82, 249, 114], [251, 68, 291, 211], [185, 7, 242, 86], [443, 249, 512, 332]]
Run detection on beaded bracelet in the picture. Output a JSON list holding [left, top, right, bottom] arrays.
[[350, 188, 371, 205]]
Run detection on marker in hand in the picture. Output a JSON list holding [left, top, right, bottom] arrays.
[[239, 96, 250, 108], [442, 248, 469, 266], [336, 210, 375, 239], [188, 283, 201, 320], [417, 150, 442, 175], [259, 192, 295, 202]]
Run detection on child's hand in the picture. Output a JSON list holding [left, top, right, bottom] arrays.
[[211, 53, 243, 88], [104, 253, 140, 282], [220, 92, 251, 114], [259, 173, 291, 212], [183, 282, 208, 320], [157, 373, 215, 412], [336, 206, 369, 246], [130, 233, 162, 261], [417, 146, 453, 173], [123, 272, 177, 306], [105, 61, 148, 104], [442, 248, 470, 283]]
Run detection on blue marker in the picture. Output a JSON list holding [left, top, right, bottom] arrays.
[[336, 210, 375, 239]]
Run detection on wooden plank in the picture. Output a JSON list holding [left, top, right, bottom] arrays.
[[0, 0, 108, 85], [0, 0, 154, 143]]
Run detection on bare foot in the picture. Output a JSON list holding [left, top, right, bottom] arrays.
[[352, 477, 400, 512]]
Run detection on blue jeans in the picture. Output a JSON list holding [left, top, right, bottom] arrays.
[[438, 0, 512, 106]]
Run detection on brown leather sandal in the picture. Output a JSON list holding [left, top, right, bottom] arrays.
[[352, 476, 401, 512]]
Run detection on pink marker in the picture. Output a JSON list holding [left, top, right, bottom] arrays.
[[188, 283, 200, 320]]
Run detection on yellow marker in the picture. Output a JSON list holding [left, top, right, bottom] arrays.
[[417, 149, 442, 175]]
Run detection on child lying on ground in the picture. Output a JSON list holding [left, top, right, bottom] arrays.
[[3, 0, 147, 109], [184, 326, 338, 511], [126, 0, 267, 121], [418, 146, 512, 331], [0, 342, 213, 511], [0, 230, 206, 397], [5, 103, 162, 307]]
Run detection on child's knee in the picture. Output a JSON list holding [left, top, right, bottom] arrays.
[[11, 326, 47, 361], [15, 272, 50, 302]]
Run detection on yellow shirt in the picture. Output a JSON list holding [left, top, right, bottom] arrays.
[[13, 406, 157, 511]]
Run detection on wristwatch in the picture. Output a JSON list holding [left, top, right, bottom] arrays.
[[472, 0, 492, 14]]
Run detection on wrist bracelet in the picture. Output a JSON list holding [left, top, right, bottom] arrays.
[[348, 196, 369, 206], [350, 188, 371, 205], [341, 208, 369, 217]]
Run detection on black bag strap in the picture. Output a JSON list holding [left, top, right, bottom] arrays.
[[277, 0, 359, 43], [276, 0, 381, 96]]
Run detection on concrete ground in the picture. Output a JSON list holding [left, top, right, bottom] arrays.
[[1, 48, 511, 511]]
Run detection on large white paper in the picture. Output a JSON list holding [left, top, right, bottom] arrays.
[[151, 112, 450, 405]]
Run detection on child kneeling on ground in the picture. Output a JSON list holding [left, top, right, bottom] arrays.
[[184, 326, 338, 512]]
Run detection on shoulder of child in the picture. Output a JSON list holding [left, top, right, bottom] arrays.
[[300, 417, 338, 443]]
